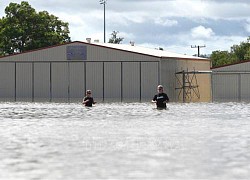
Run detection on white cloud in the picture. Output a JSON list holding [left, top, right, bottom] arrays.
[[108, 11, 148, 25], [191, 26, 215, 39], [0, 0, 250, 55], [245, 19, 250, 33], [208, 2, 250, 20], [155, 18, 178, 27], [137, 31, 246, 56], [205, 35, 247, 53]]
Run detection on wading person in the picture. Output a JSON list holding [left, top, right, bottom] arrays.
[[152, 85, 169, 109], [82, 90, 96, 107]]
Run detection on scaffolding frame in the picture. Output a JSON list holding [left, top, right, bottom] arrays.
[[175, 70, 212, 102]]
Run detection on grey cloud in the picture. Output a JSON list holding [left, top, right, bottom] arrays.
[[1, 0, 249, 55]]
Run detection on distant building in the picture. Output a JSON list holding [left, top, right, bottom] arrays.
[[212, 60, 250, 102], [0, 41, 211, 102]]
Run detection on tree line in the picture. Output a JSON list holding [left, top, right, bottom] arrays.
[[0, 1, 70, 56], [210, 37, 250, 67], [0, 1, 249, 69]]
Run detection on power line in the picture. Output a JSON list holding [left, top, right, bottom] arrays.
[[191, 45, 206, 57]]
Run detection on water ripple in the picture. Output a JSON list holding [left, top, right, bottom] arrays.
[[0, 102, 250, 179]]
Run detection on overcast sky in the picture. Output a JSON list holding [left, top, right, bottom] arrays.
[[1, 0, 250, 55]]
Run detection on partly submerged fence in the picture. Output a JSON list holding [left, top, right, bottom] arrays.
[[0, 61, 160, 102]]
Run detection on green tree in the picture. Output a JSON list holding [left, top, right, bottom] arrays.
[[210, 36, 250, 67], [231, 38, 250, 61], [210, 50, 237, 67], [108, 31, 124, 44], [0, 1, 71, 55], [244, 47, 250, 60]]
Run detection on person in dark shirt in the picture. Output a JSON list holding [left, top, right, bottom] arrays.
[[152, 85, 169, 109], [82, 90, 96, 107]]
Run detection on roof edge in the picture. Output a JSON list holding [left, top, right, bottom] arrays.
[[0, 41, 210, 61], [0, 41, 160, 59], [211, 59, 250, 69], [161, 56, 209, 61]]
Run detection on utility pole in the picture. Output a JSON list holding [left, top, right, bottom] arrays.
[[99, 0, 107, 43], [191, 45, 206, 57]]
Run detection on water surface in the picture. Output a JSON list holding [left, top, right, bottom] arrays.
[[0, 102, 250, 179]]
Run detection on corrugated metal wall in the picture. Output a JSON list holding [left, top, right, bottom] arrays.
[[69, 62, 85, 101], [104, 62, 121, 101], [212, 62, 250, 102], [161, 59, 211, 102], [0, 61, 159, 102], [86, 62, 104, 101], [122, 62, 140, 101], [212, 73, 250, 102], [16, 63, 33, 101], [0, 63, 15, 101], [34, 63, 50, 101], [141, 62, 159, 101]]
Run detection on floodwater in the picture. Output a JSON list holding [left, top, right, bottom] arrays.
[[0, 102, 250, 180]]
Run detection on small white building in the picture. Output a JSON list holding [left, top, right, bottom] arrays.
[[212, 60, 250, 102], [0, 41, 211, 102]]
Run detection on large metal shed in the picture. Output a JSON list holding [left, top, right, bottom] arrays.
[[212, 61, 250, 102], [0, 41, 211, 102]]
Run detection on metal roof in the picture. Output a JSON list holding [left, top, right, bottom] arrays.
[[90, 41, 208, 60]]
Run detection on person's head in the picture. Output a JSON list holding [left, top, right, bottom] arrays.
[[157, 85, 164, 93], [86, 90, 92, 96]]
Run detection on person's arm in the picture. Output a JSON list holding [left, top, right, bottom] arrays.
[[152, 95, 157, 103], [163, 94, 169, 103], [82, 97, 89, 104]]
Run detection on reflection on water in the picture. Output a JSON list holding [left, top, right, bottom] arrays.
[[0, 102, 250, 179]]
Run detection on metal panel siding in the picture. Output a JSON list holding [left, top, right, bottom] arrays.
[[212, 74, 239, 101], [51, 63, 69, 101], [34, 63, 50, 101], [87, 45, 103, 60], [0, 63, 15, 101], [168, 59, 211, 102], [160, 60, 178, 101], [0, 60, 161, 102], [104, 62, 121, 101], [0, 46, 67, 61], [240, 74, 250, 101], [212, 62, 250, 102], [86, 62, 103, 101], [16, 63, 32, 101], [141, 62, 159, 101], [86, 44, 160, 61], [122, 62, 140, 101], [69, 62, 85, 102], [90, 47, 109, 60]]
